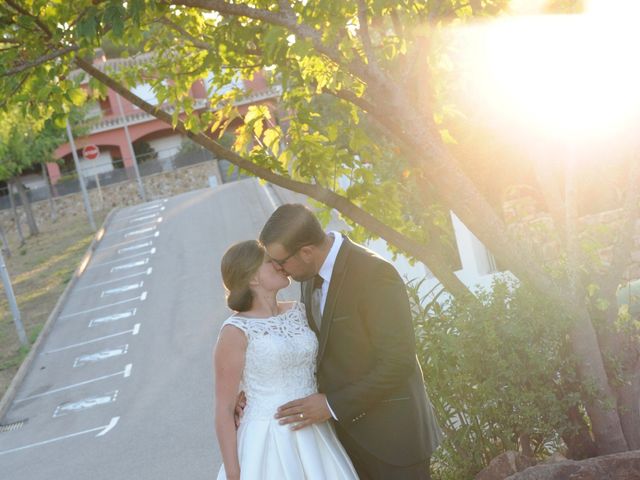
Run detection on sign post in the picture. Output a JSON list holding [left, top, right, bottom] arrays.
[[83, 144, 104, 209]]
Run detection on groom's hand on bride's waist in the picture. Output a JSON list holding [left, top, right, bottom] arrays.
[[275, 393, 332, 431], [234, 391, 247, 429]]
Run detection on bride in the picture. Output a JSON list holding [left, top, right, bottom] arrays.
[[215, 240, 358, 480]]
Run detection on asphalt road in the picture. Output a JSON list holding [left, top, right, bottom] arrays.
[[0, 179, 297, 479]]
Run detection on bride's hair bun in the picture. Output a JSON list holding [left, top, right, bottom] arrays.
[[227, 287, 253, 312], [221, 240, 265, 312]]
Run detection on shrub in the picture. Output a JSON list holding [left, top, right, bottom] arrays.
[[410, 276, 585, 479]]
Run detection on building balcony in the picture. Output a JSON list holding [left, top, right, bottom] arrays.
[[83, 85, 282, 135]]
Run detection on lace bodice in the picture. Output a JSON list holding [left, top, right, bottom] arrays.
[[221, 302, 318, 420]]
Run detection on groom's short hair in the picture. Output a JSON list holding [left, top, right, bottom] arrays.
[[260, 204, 325, 253]]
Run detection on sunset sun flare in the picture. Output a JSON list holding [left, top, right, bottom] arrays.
[[453, 3, 640, 142]]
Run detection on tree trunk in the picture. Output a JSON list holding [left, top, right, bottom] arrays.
[[568, 306, 628, 454], [562, 404, 597, 460], [616, 370, 640, 449], [600, 290, 640, 450], [41, 162, 58, 222], [14, 178, 39, 236], [8, 180, 25, 246]]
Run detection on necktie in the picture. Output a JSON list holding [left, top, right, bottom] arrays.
[[311, 274, 324, 330]]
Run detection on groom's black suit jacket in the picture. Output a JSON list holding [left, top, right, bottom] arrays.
[[302, 235, 442, 467]]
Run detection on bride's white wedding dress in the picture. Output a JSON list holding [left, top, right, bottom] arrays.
[[216, 301, 358, 480]]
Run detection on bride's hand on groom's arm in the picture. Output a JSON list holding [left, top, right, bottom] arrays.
[[275, 393, 332, 431]]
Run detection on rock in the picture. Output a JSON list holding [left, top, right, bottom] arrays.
[[475, 451, 537, 480], [505, 450, 640, 480], [541, 452, 567, 464]]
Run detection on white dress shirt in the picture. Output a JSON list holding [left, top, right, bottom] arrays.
[[316, 231, 343, 316], [315, 231, 343, 420]]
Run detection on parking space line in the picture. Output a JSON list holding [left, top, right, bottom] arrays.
[[73, 345, 129, 368], [92, 249, 155, 268], [44, 324, 141, 354], [136, 199, 167, 212], [58, 292, 147, 319], [110, 259, 149, 273], [53, 391, 119, 418], [95, 232, 160, 252], [117, 241, 153, 254], [124, 226, 157, 238], [77, 269, 152, 290], [101, 282, 144, 298], [109, 218, 163, 235], [15, 364, 133, 403], [0, 417, 121, 456], [88, 309, 137, 328], [117, 206, 165, 221], [129, 213, 160, 224]]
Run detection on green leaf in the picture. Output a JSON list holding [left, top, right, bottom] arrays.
[[76, 7, 99, 39], [104, 3, 127, 38], [68, 87, 86, 107]]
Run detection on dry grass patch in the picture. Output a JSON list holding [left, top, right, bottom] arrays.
[[0, 210, 109, 398]]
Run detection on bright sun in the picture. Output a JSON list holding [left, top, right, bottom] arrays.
[[451, 0, 640, 141]]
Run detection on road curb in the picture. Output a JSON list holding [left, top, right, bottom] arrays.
[[0, 207, 120, 422]]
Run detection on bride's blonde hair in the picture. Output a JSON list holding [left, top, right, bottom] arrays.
[[220, 240, 265, 312]]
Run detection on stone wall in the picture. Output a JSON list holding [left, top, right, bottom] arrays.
[[1, 159, 223, 234]]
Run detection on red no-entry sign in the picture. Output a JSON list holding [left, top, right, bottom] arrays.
[[82, 144, 100, 161]]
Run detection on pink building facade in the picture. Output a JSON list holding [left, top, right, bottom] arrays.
[[50, 53, 279, 184]]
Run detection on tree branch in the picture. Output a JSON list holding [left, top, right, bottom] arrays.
[[166, 0, 392, 91], [357, 0, 376, 67], [156, 16, 217, 51], [74, 55, 472, 298], [4, 0, 53, 39], [1, 46, 79, 77], [322, 87, 377, 115]]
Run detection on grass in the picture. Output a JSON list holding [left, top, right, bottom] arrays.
[[0, 209, 108, 400]]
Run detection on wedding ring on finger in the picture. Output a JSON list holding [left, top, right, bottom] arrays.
[[299, 413, 304, 420]]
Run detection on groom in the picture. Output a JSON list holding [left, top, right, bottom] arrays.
[[260, 204, 443, 480]]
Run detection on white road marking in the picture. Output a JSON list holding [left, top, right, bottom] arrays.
[[78, 269, 152, 290], [15, 364, 133, 403], [118, 241, 153, 254], [53, 391, 119, 418], [118, 206, 165, 220], [0, 417, 121, 456], [110, 258, 149, 273], [88, 308, 137, 327], [97, 231, 160, 252], [58, 292, 147, 319], [136, 199, 167, 212], [111, 217, 163, 234], [73, 345, 129, 368], [93, 249, 155, 268], [123, 226, 157, 238], [129, 213, 159, 224], [44, 324, 141, 354], [97, 416, 120, 436], [101, 282, 143, 298]]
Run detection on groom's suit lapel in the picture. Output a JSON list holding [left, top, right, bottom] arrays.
[[317, 235, 351, 362]]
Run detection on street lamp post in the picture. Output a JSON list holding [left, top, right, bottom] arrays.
[[0, 248, 27, 346], [115, 93, 146, 201]]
